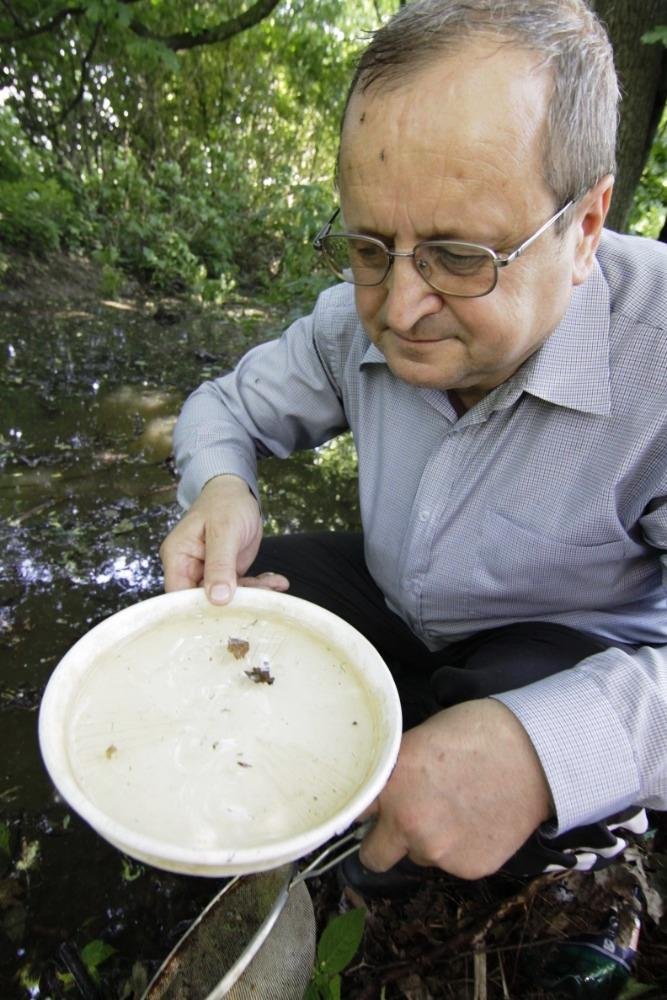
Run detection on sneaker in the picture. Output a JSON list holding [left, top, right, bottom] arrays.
[[503, 807, 649, 876]]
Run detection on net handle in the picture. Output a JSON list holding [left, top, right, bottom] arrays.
[[292, 819, 373, 886]]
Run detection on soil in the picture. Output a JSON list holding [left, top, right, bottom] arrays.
[[0, 250, 223, 325]]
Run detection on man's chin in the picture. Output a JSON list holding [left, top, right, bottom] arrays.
[[382, 347, 463, 392]]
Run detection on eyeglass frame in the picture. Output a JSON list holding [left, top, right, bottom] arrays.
[[312, 200, 574, 299]]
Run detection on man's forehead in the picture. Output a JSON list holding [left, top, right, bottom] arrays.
[[337, 45, 557, 243], [340, 43, 551, 196], [342, 39, 551, 144]]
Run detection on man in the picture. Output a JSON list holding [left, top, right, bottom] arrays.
[[160, 0, 667, 887]]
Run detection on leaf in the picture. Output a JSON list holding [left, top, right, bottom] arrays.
[[328, 973, 342, 1000], [157, 45, 181, 74], [618, 979, 661, 999], [0, 823, 9, 858], [112, 518, 135, 534], [115, 2, 132, 28], [15, 839, 40, 873], [316, 907, 365, 976], [81, 938, 117, 973], [120, 856, 144, 882], [84, 1, 102, 22], [641, 27, 667, 46]]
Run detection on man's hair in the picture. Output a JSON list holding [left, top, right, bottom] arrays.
[[341, 0, 619, 209]]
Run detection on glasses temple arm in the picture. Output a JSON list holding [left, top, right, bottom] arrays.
[[495, 200, 574, 268], [313, 208, 340, 249]]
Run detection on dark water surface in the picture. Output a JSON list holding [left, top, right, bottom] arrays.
[[0, 287, 359, 997]]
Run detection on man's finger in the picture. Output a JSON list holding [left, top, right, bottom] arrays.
[[203, 536, 242, 605], [160, 536, 206, 592], [357, 816, 409, 873], [237, 572, 290, 591]]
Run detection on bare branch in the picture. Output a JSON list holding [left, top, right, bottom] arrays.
[[129, 0, 282, 52]]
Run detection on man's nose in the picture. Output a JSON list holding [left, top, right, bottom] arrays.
[[383, 254, 443, 334]]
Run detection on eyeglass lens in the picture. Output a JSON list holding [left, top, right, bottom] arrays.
[[321, 235, 497, 296]]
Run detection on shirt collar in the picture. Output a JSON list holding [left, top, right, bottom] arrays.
[[359, 255, 611, 417]]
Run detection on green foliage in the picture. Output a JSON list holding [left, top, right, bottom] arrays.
[[0, 2, 399, 298], [0, 822, 9, 860], [0, 1, 663, 295], [80, 938, 117, 978], [630, 26, 667, 238], [641, 26, 667, 46], [629, 106, 666, 239], [57, 939, 117, 990], [0, 177, 78, 254], [618, 979, 662, 998], [306, 906, 366, 1000]]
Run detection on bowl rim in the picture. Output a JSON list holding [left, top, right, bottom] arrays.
[[38, 587, 402, 875]]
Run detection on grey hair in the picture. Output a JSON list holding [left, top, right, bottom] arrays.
[[340, 0, 619, 210]]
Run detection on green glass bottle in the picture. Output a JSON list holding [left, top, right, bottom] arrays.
[[539, 893, 642, 999]]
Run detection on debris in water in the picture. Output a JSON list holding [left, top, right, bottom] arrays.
[[244, 659, 274, 685], [227, 637, 250, 659]]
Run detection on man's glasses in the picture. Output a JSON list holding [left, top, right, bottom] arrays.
[[313, 201, 573, 299]]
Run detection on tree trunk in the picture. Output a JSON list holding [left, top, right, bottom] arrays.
[[590, 0, 667, 233]]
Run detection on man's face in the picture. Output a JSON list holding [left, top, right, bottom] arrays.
[[338, 41, 587, 404]]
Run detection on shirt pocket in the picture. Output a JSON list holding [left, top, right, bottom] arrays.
[[475, 507, 627, 616]]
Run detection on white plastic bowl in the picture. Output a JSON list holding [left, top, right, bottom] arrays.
[[38, 588, 401, 876]]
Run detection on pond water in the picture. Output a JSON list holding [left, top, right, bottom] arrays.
[[0, 285, 359, 997]]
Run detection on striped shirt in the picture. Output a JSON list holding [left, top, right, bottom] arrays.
[[174, 229, 667, 833]]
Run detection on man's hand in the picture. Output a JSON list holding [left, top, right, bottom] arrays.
[[359, 699, 553, 880], [159, 474, 289, 604]]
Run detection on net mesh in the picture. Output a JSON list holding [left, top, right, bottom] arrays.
[[225, 881, 315, 1000], [144, 867, 315, 1000]]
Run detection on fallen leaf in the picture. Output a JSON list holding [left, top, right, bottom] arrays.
[[227, 637, 250, 659]]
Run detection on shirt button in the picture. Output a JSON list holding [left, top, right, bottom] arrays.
[[419, 509, 430, 521]]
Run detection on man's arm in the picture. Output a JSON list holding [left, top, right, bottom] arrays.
[[359, 641, 667, 878], [161, 289, 351, 599], [359, 699, 554, 879], [496, 641, 667, 832]]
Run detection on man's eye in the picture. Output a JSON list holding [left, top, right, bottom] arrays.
[[428, 245, 487, 274], [351, 242, 386, 265]]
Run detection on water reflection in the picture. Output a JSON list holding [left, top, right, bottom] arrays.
[[0, 289, 360, 998], [94, 553, 163, 592]]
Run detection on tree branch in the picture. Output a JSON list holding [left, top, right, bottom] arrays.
[[1, 0, 280, 52], [129, 0, 282, 52], [0, 4, 83, 43], [58, 19, 101, 123], [1, 0, 27, 31], [0, 0, 144, 44]]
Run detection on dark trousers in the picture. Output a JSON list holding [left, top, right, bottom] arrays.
[[250, 532, 638, 874]]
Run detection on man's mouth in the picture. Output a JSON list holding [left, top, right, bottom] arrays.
[[390, 329, 455, 344]]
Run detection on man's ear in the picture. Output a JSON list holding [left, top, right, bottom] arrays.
[[571, 175, 614, 286]]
